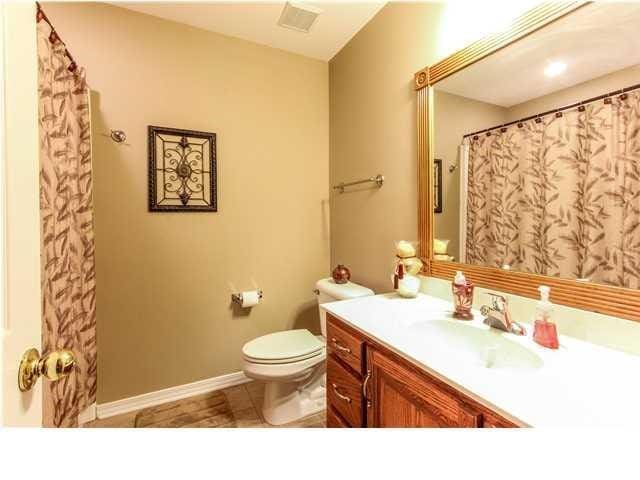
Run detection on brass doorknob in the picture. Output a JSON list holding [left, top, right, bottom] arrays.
[[18, 348, 76, 392]]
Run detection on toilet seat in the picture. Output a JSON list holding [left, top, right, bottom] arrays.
[[242, 329, 324, 365], [242, 349, 326, 381], [244, 349, 324, 365]]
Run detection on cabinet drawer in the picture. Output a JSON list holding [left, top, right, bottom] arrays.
[[327, 355, 362, 427], [327, 407, 350, 428], [327, 315, 363, 375]]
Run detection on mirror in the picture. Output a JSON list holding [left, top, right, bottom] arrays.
[[432, 2, 640, 289]]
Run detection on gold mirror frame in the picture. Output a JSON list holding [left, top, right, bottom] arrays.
[[416, 1, 640, 322]]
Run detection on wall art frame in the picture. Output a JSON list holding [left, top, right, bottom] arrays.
[[148, 125, 217, 212]]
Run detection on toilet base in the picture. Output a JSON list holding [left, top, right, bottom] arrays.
[[262, 367, 326, 426]]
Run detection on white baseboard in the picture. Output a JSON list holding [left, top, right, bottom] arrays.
[[96, 371, 251, 419], [78, 402, 97, 425]]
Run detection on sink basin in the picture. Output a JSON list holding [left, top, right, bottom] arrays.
[[415, 320, 543, 372]]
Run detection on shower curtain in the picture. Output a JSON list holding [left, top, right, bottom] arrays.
[[37, 6, 97, 427], [465, 91, 640, 289]]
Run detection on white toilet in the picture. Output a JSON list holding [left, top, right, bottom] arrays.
[[242, 278, 374, 425]]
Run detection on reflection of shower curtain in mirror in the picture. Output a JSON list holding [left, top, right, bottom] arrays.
[[37, 8, 97, 427], [465, 91, 640, 288], [458, 144, 469, 262]]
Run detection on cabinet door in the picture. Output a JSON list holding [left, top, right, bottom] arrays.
[[327, 407, 351, 428], [366, 348, 480, 428]]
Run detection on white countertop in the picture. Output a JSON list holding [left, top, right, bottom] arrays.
[[322, 292, 640, 427]]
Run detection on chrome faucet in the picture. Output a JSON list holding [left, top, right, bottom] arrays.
[[480, 293, 526, 336]]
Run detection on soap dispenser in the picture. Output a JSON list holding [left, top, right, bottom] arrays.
[[452, 271, 474, 319], [532, 285, 559, 349]]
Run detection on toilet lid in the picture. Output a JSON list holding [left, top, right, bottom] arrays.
[[242, 329, 324, 362]]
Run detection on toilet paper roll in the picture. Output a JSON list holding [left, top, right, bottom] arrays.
[[240, 290, 261, 308]]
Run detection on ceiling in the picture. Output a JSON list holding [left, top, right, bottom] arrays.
[[116, 1, 385, 61], [436, 2, 640, 107]]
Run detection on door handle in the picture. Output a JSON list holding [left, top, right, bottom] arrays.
[[18, 348, 75, 392]]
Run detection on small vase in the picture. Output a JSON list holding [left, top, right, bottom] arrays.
[[332, 264, 351, 284]]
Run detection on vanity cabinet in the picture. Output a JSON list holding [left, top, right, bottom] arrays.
[[326, 313, 517, 428], [366, 347, 480, 427]]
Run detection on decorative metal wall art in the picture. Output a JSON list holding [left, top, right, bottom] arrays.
[[434, 158, 442, 213], [148, 126, 217, 212]]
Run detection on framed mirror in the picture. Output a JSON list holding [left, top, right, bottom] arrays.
[[416, 1, 640, 321]]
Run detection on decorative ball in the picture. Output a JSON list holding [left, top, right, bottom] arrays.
[[332, 264, 351, 284]]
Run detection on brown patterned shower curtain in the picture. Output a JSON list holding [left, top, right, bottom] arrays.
[[37, 6, 97, 427], [465, 91, 640, 289]]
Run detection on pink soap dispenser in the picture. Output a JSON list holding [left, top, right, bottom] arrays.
[[533, 285, 559, 349]]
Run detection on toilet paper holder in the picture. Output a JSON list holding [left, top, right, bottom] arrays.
[[231, 290, 263, 306]]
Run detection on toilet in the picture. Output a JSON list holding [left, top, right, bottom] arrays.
[[242, 278, 374, 425]]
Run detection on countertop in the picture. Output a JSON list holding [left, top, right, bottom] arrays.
[[322, 292, 640, 427]]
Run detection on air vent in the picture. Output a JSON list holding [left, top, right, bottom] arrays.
[[277, 2, 322, 33]]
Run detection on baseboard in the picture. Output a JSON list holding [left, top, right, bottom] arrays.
[[78, 402, 97, 425], [96, 371, 251, 419]]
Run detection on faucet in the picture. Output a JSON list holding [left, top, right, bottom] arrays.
[[480, 293, 526, 336]]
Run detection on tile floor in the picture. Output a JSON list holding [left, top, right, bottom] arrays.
[[84, 381, 326, 428]]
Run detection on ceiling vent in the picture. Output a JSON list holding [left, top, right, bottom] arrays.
[[277, 2, 322, 33]]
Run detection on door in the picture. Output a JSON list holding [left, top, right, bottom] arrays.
[[366, 347, 480, 428], [0, 2, 43, 426]]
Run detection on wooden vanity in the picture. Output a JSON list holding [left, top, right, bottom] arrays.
[[326, 313, 517, 428]]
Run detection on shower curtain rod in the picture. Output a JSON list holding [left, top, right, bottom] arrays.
[[35, 1, 78, 72], [463, 81, 640, 139]]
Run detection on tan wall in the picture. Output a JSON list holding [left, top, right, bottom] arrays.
[[433, 90, 506, 259], [44, 3, 329, 403], [506, 64, 640, 121], [329, 3, 447, 293]]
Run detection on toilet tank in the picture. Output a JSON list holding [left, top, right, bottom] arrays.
[[315, 278, 374, 337]]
